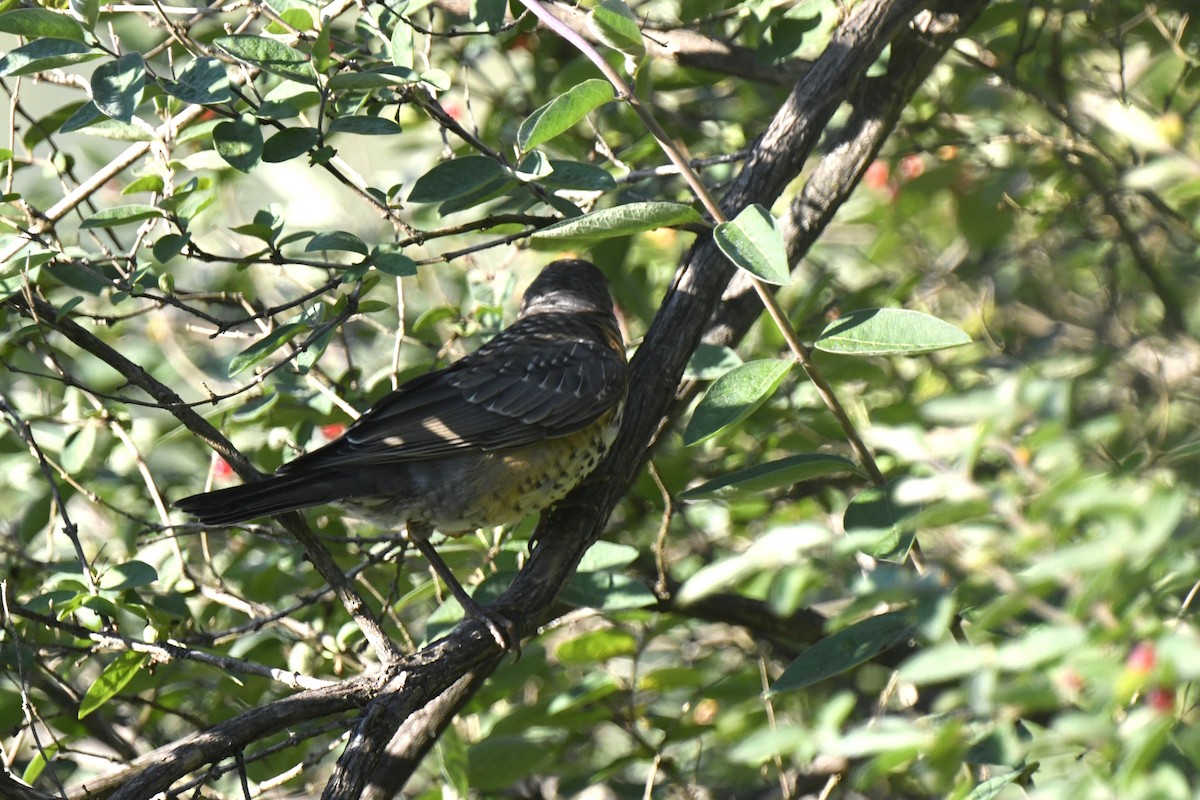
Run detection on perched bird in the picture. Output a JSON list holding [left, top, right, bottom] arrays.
[[175, 259, 628, 645]]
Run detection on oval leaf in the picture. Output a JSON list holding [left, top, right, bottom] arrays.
[[0, 38, 102, 77], [262, 127, 319, 162], [407, 156, 508, 204], [161, 56, 232, 105], [79, 651, 149, 719], [532, 201, 703, 242], [213, 35, 315, 84], [0, 8, 86, 41], [683, 358, 793, 446], [328, 116, 402, 136], [680, 453, 860, 501], [816, 308, 971, 356], [517, 79, 615, 153], [587, 0, 645, 57], [771, 611, 915, 693], [79, 204, 163, 229], [542, 159, 617, 191], [843, 480, 921, 563], [92, 53, 145, 122], [306, 230, 368, 255], [228, 321, 304, 376], [714, 203, 791, 285], [213, 114, 263, 173]]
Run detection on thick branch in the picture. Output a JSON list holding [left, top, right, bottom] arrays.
[[319, 1, 977, 795]]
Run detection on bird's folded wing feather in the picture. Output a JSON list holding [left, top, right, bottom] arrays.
[[279, 335, 625, 472]]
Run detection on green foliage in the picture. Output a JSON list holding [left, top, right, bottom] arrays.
[[2, 0, 1200, 798]]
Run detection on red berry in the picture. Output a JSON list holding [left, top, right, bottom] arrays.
[[1126, 641, 1156, 674], [321, 423, 347, 440], [1146, 687, 1175, 714], [863, 160, 890, 191]]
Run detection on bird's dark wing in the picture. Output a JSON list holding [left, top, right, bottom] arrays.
[[279, 318, 626, 472]]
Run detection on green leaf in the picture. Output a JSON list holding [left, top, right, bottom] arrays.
[[327, 65, 419, 90], [816, 308, 971, 356], [683, 342, 742, 380], [327, 116, 402, 136], [59, 100, 104, 134], [152, 232, 187, 263], [265, 6, 313, 33], [306, 230, 369, 255], [683, 358, 793, 445], [70, 0, 99, 29], [228, 320, 304, 376], [541, 159, 617, 191], [79, 204, 163, 229], [262, 127, 319, 162], [714, 203, 791, 285], [213, 113, 263, 173], [420, 69, 451, 91], [91, 53, 144, 122], [771, 611, 915, 693], [576, 540, 640, 572], [407, 156, 508, 203], [370, 246, 416, 276], [531, 201, 703, 242], [122, 175, 164, 195], [160, 57, 232, 104], [390, 20, 414, 68], [467, 735, 555, 791], [0, 8, 86, 40], [843, 481, 921, 563], [99, 560, 158, 590], [555, 628, 638, 664], [587, 0, 645, 57], [680, 454, 860, 501], [212, 35, 315, 84], [79, 651, 149, 719], [561, 571, 657, 610], [516, 79, 615, 152], [0, 38, 102, 77]]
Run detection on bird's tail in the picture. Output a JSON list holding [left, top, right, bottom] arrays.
[[173, 473, 353, 526]]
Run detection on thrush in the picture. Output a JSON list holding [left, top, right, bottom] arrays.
[[175, 259, 628, 646]]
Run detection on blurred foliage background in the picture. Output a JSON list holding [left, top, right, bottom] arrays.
[[2, 0, 1200, 797]]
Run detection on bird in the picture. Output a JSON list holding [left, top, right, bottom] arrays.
[[174, 259, 628, 647]]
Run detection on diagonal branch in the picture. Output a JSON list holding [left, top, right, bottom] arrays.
[[318, 0, 991, 796]]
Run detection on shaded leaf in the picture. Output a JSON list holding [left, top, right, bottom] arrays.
[[408, 156, 508, 203], [327, 66, 419, 90], [844, 481, 921, 562], [262, 127, 319, 162], [79, 651, 149, 719], [772, 611, 915, 693], [161, 57, 232, 104], [327, 116, 402, 136], [684, 342, 742, 380], [213, 114, 263, 172], [228, 321, 304, 376], [79, 204, 163, 229], [680, 453, 860, 500], [91, 52, 144, 122], [306, 230, 369, 255]]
